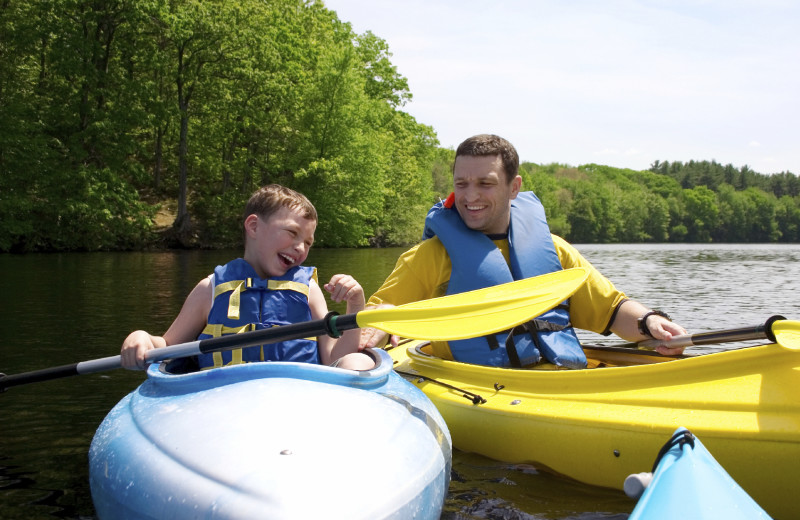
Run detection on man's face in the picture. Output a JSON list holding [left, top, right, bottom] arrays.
[[452, 154, 521, 235]]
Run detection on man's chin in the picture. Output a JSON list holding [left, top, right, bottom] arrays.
[[461, 218, 485, 232]]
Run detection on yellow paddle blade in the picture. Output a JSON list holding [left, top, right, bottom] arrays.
[[356, 268, 588, 340], [773, 320, 800, 350]]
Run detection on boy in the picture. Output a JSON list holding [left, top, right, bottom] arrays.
[[121, 184, 373, 371]]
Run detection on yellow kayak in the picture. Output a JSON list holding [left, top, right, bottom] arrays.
[[386, 340, 799, 519]]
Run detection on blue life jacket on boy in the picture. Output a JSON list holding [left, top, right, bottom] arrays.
[[196, 258, 319, 369], [422, 191, 586, 368]]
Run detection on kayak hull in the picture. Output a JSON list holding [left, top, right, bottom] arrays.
[[89, 349, 451, 519], [387, 341, 799, 520]]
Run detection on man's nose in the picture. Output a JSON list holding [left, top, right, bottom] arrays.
[[462, 186, 479, 202]]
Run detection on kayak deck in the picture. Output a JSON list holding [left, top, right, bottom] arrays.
[[387, 340, 799, 520], [90, 348, 451, 520]]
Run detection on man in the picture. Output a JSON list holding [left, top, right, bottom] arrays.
[[361, 134, 686, 368]]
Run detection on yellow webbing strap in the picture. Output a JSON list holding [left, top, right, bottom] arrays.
[[202, 270, 317, 369], [213, 279, 251, 320], [200, 324, 318, 369], [214, 348, 244, 367], [201, 323, 252, 337], [267, 279, 310, 296], [200, 323, 254, 368], [215, 277, 311, 320]]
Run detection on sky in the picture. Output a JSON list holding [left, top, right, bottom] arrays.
[[324, 0, 799, 174]]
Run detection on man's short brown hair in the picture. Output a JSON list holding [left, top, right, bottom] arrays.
[[455, 134, 520, 183]]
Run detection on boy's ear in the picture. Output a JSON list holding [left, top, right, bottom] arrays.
[[243, 213, 259, 237]]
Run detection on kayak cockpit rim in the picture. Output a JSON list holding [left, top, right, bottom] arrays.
[[157, 346, 386, 376], [397, 340, 688, 370]]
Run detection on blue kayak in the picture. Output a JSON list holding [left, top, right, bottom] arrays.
[[627, 427, 772, 519], [89, 348, 451, 519]]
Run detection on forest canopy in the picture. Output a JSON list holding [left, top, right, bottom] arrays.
[[519, 160, 799, 244], [1, 0, 798, 252], [0, 0, 436, 251]]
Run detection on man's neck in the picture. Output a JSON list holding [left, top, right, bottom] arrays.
[[486, 232, 508, 241]]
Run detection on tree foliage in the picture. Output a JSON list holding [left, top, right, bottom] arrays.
[[2, 2, 798, 251], [1, 0, 435, 252], [520, 160, 799, 244]]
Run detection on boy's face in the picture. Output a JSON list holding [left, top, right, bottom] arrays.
[[245, 206, 316, 279]]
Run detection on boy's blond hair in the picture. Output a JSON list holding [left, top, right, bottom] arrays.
[[244, 184, 317, 223]]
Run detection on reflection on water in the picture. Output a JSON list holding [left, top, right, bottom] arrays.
[[0, 244, 797, 519], [572, 243, 800, 350], [444, 452, 630, 519]]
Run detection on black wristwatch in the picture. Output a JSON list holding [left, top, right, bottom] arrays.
[[638, 310, 671, 338]]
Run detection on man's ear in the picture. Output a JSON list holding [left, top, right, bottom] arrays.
[[510, 175, 522, 199]]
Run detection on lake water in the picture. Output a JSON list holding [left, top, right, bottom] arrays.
[[1, 243, 798, 519]]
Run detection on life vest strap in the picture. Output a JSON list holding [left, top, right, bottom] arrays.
[[505, 326, 525, 368], [267, 279, 310, 296], [529, 319, 569, 333], [214, 279, 248, 320], [212, 347, 245, 368], [500, 318, 573, 368], [201, 322, 254, 337], [200, 323, 255, 369], [213, 278, 311, 321], [200, 322, 318, 369]]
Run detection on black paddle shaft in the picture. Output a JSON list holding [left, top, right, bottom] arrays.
[[195, 312, 358, 354], [1, 312, 359, 392], [617, 314, 783, 350], [664, 315, 782, 346]]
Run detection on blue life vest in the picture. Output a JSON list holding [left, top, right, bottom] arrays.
[[196, 258, 319, 369], [422, 191, 586, 368]]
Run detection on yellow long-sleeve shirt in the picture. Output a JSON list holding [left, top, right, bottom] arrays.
[[368, 234, 626, 359]]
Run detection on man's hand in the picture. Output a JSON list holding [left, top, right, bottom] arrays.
[[649, 318, 687, 356]]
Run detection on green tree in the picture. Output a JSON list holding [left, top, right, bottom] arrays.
[[1, 0, 153, 252], [714, 184, 747, 242], [775, 195, 800, 242], [430, 147, 455, 201], [742, 188, 780, 242], [12, 0, 796, 251], [142, 0, 242, 241], [680, 186, 719, 242], [523, 163, 572, 238], [373, 112, 437, 246]]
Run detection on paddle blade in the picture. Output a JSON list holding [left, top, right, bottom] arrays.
[[357, 268, 588, 340], [773, 320, 800, 350]]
